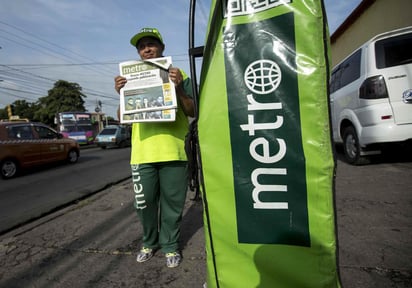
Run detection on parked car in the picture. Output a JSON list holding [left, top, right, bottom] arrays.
[[94, 125, 131, 149], [330, 26, 412, 164], [0, 121, 80, 179]]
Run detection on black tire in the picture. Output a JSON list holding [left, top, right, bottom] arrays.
[[342, 126, 367, 165], [67, 149, 79, 163], [100, 146, 107, 149], [119, 141, 126, 148], [1, 159, 19, 179]]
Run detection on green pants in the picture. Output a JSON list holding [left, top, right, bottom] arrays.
[[131, 161, 188, 253]]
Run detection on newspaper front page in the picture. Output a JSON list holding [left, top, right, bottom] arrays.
[[119, 57, 177, 123]]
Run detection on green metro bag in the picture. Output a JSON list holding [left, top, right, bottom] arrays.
[[196, 0, 342, 287]]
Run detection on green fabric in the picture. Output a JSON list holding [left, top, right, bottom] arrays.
[[130, 69, 192, 164], [198, 1, 341, 287], [131, 162, 188, 253]]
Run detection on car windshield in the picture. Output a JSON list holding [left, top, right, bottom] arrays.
[[62, 125, 76, 132], [99, 128, 117, 135], [77, 125, 92, 132]]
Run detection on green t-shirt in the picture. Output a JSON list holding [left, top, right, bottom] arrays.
[[130, 70, 192, 164]]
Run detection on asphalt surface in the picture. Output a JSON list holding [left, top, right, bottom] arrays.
[[0, 159, 411, 288]]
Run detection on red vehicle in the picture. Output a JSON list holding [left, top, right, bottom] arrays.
[[0, 121, 80, 179]]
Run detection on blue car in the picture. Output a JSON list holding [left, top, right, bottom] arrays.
[[94, 125, 131, 149]]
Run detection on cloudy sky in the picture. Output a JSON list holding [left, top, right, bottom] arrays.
[[0, 0, 361, 118]]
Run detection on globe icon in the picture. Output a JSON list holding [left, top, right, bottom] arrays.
[[244, 60, 282, 94]]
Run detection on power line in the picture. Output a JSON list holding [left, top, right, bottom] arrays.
[[0, 8, 209, 116], [0, 30, 81, 65], [0, 20, 116, 75]]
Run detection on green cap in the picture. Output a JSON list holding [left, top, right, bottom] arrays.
[[130, 28, 164, 47]]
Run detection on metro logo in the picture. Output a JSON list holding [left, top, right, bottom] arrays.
[[121, 63, 154, 76], [244, 60, 282, 94], [224, 13, 310, 246], [198, 1, 340, 286]]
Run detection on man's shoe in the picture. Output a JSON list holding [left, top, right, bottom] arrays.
[[165, 252, 181, 268], [136, 247, 153, 263]]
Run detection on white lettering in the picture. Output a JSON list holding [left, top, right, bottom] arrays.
[[252, 168, 288, 209], [132, 168, 146, 209], [240, 94, 288, 210], [247, 93, 282, 111], [240, 94, 283, 136], [250, 137, 286, 164]]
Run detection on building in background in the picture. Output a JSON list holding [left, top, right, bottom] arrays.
[[330, 0, 412, 66]]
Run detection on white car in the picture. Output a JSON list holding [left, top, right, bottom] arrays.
[[330, 26, 412, 164]]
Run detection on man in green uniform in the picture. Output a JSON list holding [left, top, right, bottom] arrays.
[[114, 27, 194, 268]]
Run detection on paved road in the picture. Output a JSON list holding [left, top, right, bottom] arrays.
[[335, 156, 412, 288], [0, 147, 131, 234], [0, 157, 411, 287]]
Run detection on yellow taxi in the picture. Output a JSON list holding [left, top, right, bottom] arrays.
[[0, 121, 80, 179]]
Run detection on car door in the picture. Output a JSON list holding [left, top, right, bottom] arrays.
[[9, 124, 43, 166], [34, 124, 66, 162]]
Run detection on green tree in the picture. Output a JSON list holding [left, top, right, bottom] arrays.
[[34, 80, 87, 126], [12, 100, 38, 120], [0, 107, 8, 120], [0, 101, 39, 121]]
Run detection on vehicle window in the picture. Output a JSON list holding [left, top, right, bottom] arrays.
[[8, 125, 34, 139], [77, 125, 92, 132], [7, 127, 18, 139], [77, 118, 90, 125], [340, 49, 361, 88], [330, 49, 361, 93], [63, 126, 75, 132], [35, 125, 58, 139], [62, 119, 75, 125], [330, 67, 342, 93], [375, 32, 412, 69], [100, 128, 117, 135]]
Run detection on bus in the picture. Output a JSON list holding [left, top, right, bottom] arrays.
[[55, 112, 96, 145]]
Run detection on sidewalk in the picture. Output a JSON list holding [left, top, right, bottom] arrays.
[[0, 180, 206, 288]]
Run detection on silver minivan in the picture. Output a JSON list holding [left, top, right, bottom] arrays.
[[330, 26, 412, 164]]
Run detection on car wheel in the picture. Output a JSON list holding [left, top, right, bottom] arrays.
[[101, 146, 107, 149], [119, 141, 126, 148], [342, 126, 367, 165], [1, 159, 19, 179], [67, 149, 79, 163]]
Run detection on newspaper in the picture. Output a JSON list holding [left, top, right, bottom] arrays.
[[120, 109, 176, 124], [119, 56, 177, 123]]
